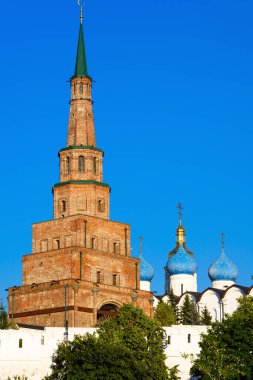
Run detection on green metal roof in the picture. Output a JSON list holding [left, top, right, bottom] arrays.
[[74, 23, 90, 78], [53, 180, 110, 189], [59, 145, 103, 154]]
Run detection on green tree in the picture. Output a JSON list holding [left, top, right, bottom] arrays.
[[154, 300, 176, 326], [180, 294, 200, 325], [45, 304, 174, 380], [168, 289, 177, 313], [168, 290, 180, 322], [191, 297, 253, 379], [0, 303, 8, 329], [200, 306, 212, 325], [167, 365, 180, 380]]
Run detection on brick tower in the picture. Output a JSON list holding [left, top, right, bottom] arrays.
[[8, 9, 153, 327]]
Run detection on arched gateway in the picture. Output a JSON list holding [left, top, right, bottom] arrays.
[[97, 303, 119, 323]]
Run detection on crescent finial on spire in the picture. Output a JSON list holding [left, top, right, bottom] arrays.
[[77, 1, 84, 24]]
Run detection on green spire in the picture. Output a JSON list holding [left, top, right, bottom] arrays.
[[74, 23, 90, 78]]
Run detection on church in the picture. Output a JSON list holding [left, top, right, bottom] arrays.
[[146, 204, 253, 320]]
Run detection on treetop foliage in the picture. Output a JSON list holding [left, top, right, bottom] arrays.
[[191, 296, 253, 379], [154, 300, 177, 326], [180, 294, 200, 325], [0, 303, 8, 330], [45, 304, 179, 380]]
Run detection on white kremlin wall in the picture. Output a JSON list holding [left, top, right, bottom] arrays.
[[0, 325, 207, 380]]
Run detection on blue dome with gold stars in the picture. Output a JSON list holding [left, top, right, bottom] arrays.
[[208, 251, 238, 282], [166, 244, 197, 275], [140, 256, 154, 282]]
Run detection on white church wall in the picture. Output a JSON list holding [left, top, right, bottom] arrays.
[[197, 289, 222, 322], [222, 286, 245, 315], [140, 280, 151, 291], [0, 325, 208, 380], [177, 292, 196, 308], [211, 280, 234, 290], [170, 274, 197, 297]]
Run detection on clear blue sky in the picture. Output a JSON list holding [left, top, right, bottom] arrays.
[[1, 0, 253, 304]]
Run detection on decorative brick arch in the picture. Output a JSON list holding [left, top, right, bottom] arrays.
[[97, 301, 122, 323]]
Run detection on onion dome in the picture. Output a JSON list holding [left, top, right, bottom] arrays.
[[140, 256, 154, 282], [208, 234, 238, 282], [166, 203, 197, 275], [138, 235, 154, 282], [166, 244, 197, 275]]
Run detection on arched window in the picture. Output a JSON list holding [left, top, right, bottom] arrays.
[[113, 242, 120, 254], [97, 271, 101, 284], [93, 157, 97, 173], [19, 338, 23, 348], [98, 199, 104, 212], [113, 274, 117, 286], [188, 334, 191, 343], [91, 237, 97, 250], [66, 157, 70, 174], [54, 239, 60, 250], [61, 200, 66, 212], [78, 156, 85, 173], [79, 83, 83, 94]]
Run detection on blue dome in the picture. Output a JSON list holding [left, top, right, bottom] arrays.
[[140, 256, 154, 282], [166, 244, 197, 275], [208, 251, 238, 282]]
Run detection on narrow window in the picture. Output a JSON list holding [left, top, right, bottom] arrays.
[[78, 156, 85, 173], [91, 237, 97, 250], [73, 83, 76, 94], [167, 336, 171, 345], [113, 274, 117, 286], [188, 334, 191, 343], [98, 199, 104, 212], [181, 284, 184, 295], [41, 336, 45, 345], [19, 338, 23, 348], [54, 239, 60, 249], [113, 242, 120, 254], [97, 271, 101, 284], [61, 200, 66, 212], [66, 157, 70, 174], [93, 157, 97, 173], [79, 83, 83, 94]]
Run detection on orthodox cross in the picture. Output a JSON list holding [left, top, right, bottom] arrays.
[[221, 232, 225, 253], [139, 235, 143, 256], [177, 203, 183, 225]]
